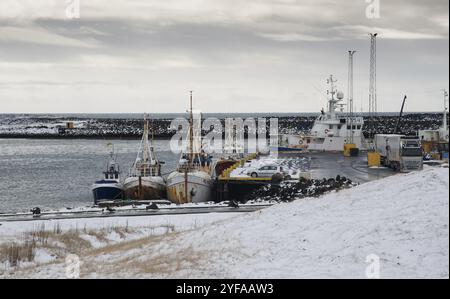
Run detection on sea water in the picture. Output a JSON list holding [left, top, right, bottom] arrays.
[[0, 138, 178, 213]]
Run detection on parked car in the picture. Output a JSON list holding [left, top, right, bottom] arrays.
[[247, 165, 292, 179]]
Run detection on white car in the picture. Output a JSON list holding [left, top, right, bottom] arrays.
[[247, 165, 292, 179]]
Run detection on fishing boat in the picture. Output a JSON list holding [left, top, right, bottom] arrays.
[[274, 75, 366, 152], [166, 92, 214, 204], [271, 134, 309, 154], [123, 115, 166, 200], [214, 120, 245, 177], [92, 145, 124, 204]]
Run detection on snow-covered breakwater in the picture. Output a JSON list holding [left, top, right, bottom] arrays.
[[248, 176, 356, 202], [0, 113, 447, 138]]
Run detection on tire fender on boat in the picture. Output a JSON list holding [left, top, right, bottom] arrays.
[[190, 187, 197, 197]]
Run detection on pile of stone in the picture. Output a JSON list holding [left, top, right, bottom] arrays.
[[248, 175, 356, 202]]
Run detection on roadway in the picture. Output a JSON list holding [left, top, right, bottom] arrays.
[[0, 204, 272, 223]]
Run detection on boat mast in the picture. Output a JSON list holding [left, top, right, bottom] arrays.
[[151, 119, 155, 147], [188, 91, 194, 169], [443, 89, 448, 135], [106, 142, 116, 178], [182, 92, 194, 203], [142, 113, 149, 176], [108, 142, 115, 158], [326, 75, 338, 116], [347, 51, 356, 143]]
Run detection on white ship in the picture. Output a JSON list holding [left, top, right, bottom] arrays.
[[439, 90, 449, 142], [166, 92, 213, 204], [276, 75, 366, 152], [123, 115, 166, 200]]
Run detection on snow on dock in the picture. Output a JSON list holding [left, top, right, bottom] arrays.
[[2, 166, 448, 278]]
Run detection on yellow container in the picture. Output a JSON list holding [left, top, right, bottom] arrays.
[[430, 153, 441, 160], [421, 141, 437, 154], [367, 151, 381, 167], [344, 143, 357, 157]]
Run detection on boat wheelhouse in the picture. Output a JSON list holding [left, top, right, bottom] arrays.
[[92, 146, 124, 204], [276, 75, 366, 152]]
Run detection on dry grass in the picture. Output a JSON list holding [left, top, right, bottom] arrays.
[[0, 241, 36, 267], [79, 231, 209, 278], [88, 231, 177, 256], [86, 223, 136, 242], [0, 223, 89, 267], [125, 247, 208, 276], [54, 231, 92, 254], [0, 222, 180, 271], [2, 220, 222, 279], [0, 223, 53, 267]]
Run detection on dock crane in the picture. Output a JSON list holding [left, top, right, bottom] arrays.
[[393, 95, 407, 134]]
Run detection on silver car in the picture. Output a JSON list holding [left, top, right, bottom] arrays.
[[247, 165, 291, 179]]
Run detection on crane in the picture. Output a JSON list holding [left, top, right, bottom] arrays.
[[393, 95, 407, 134]]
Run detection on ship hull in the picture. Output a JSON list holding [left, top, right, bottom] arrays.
[[92, 181, 124, 204], [279, 134, 365, 152], [123, 176, 166, 200], [166, 171, 213, 204], [305, 136, 365, 152], [270, 145, 307, 154]]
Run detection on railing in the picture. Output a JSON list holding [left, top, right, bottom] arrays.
[[219, 152, 259, 181]]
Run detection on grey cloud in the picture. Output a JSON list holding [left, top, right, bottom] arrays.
[[0, 0, 448, 113]]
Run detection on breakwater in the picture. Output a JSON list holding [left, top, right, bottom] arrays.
[[0, 113, 447, 139]]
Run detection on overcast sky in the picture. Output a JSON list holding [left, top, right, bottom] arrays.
[[0, 0, 448, 113]]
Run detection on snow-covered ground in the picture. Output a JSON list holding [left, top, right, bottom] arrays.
[[2, 166, 448, 279], [230, 156, 311, 178], [0, 213, 240, 275]]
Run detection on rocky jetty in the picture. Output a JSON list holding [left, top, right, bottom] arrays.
[[248, 175, 356, 202], [0, 113, 446, 139]]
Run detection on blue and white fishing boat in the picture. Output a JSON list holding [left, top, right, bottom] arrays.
[[92, 145, 124, 204]]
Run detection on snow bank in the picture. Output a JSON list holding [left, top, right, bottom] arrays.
[[145, 167, 448, 279], [5, 167, 449, 278], [0, 212, 239, 242], [0, 213, 240, 273]]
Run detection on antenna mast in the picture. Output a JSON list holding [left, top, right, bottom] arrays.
[[443, 89, 448, 134], [327, 75, 337, 99], [347, 50, 356, 143], [326, 75, 338, 114], [369, 33, 378, 117]]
